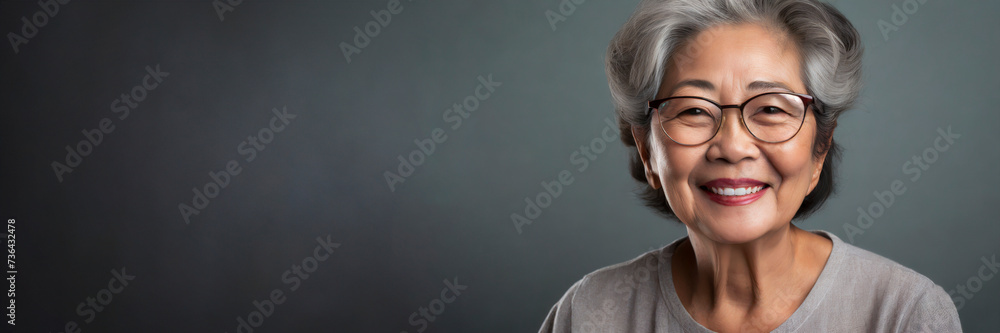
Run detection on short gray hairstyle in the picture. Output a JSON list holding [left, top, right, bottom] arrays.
[[606, 0, 863, 220]]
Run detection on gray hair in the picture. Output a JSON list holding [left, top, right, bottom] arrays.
[[606, 0, 863, 220]]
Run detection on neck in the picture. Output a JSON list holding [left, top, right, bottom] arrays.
[[680, 225, 813, 310]]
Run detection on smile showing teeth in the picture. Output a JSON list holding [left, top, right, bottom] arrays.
[[710, 186, 764, 196]]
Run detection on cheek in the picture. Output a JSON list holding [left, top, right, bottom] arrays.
[[651, 139, 703, 217], [769, 126, 821, 193], [650, 130, 696, 184], [658, 148, 699, 187]]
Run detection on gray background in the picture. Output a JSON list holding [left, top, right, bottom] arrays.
[[1, 0, 997, 332]]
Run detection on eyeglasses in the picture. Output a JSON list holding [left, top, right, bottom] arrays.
[[646, 92, 815, 146]]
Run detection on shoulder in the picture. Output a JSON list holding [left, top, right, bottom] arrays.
[[814, 231, 962, 331], [575, 247, 662, 296], [553, 246, 663, 312], [825, 231, 939, 293], [538, 243, 673, 333]]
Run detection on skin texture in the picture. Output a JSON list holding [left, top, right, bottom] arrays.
[[632, 23, 834, 332]]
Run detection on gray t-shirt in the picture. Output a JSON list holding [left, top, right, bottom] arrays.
[[539, 230, 962, 332]]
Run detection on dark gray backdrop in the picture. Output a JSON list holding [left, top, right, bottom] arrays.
[[1, 0, 997, 332]]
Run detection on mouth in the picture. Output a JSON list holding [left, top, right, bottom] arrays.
[[698, 178, 770, 206]]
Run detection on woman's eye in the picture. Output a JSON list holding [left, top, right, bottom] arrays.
[[680, 108, 708, 116], [760, 106, 785, 114]]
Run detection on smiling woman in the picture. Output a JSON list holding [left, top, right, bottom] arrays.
[[538, 0, 962, 332]]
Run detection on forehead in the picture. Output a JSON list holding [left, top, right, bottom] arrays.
[[661, 23, 805, 97]]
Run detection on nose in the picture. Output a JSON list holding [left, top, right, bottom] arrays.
[[705, 108, 761, 163]]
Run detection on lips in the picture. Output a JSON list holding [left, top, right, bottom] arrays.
[[699, 178, 769, 206]]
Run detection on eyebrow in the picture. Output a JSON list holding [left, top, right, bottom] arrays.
[[747, 80, 794, 92], [667, 79, 715, 96], [666, 79, 795, 97]]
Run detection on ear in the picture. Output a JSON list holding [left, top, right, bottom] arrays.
[[806, 132, 833, 195], [631, 125, 662, 189]]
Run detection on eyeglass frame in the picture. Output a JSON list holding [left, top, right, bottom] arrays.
[[645, 92, 817, 146]]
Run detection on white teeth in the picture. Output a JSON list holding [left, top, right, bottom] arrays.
[[709, 186, 764, 196]]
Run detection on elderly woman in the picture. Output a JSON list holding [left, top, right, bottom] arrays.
[[539, 0, 962, 332]]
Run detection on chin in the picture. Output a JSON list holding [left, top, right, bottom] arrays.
[[691, 214, 782, 245]]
